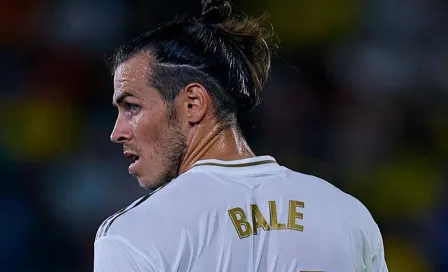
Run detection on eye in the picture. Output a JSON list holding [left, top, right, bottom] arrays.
[[128, 103, 139, 112]]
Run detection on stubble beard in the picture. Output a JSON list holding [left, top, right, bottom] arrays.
[[140, 115, 187, 191]]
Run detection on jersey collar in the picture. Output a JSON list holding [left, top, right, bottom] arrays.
[[187, 156, 280, 174]]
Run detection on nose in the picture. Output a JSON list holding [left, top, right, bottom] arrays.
[[110, 117, 131, 144]]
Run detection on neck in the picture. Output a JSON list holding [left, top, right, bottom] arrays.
[[178, 121, 255, 175]]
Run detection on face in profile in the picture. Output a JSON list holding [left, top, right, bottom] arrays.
[[110, 54, 186, 190]]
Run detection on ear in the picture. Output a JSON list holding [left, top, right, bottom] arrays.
[[179, 83, 211, 124]]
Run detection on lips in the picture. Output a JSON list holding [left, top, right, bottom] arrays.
[[123, 151, 140, 172]]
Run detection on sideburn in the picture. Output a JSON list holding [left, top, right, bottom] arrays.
[[163, 103, 187, 181]]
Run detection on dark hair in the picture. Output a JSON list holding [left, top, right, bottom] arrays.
[[111, 0, 277, 122]]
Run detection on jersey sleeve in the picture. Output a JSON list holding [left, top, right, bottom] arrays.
[[94, 236, 156, 272], [371, 228, 388, 272]]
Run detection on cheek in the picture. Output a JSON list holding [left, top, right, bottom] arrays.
[[133, 113, 166, 147]]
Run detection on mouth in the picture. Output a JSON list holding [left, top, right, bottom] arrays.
[[124, 151, 140, 169]]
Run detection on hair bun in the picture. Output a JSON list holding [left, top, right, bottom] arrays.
[[201, 0, 232, 24]]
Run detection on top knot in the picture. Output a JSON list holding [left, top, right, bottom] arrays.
[[201, 0, 233, 24]]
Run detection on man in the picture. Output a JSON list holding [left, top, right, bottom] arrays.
[[94, 0, 388, 271]]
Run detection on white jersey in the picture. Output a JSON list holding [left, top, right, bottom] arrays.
[[94, 156, 388, 272]]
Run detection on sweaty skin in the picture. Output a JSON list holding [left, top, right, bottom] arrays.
[[178, 122, 255, 174]]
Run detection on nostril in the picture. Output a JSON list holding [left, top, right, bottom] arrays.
[[110, 133, 127, 144], [117, 136, 126, 143]]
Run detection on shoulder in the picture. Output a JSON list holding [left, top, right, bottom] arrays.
[[94, 173, 206, 240], [285, 168, 377, 225], [282, 168, 352, 202], [95, 187, 163, 240]]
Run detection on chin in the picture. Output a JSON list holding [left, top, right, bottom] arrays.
[[134, 166, 179, 190], [137, 176, 165, 191]]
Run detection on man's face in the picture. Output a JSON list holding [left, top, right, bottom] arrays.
[[110, 54, 186, 190]]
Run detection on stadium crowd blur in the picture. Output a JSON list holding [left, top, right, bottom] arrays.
[[1, 0, 447, 271]]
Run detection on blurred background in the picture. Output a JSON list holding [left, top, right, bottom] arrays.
[[1, 0, 447, 271]]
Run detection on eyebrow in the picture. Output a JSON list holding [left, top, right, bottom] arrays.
[[112, 91, 135, 107]]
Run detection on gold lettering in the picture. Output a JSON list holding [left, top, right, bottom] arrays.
[[288, 200, 304, 231], [228, 207, 253, 239], [269, 201, 286, 230], [229, 200, 304, 239], [250, 204, 270, 235]]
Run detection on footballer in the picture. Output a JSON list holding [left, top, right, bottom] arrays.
[[94, 0, 388, 271]]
